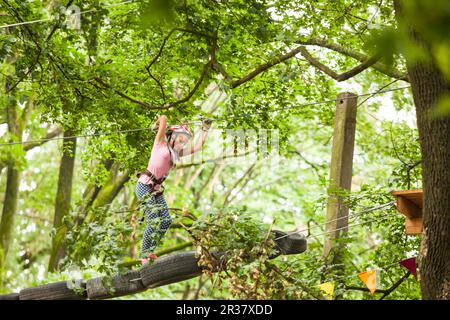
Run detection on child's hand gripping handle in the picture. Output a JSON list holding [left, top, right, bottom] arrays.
[[151, 114, 163, 131], [201, 118, 213, 131]]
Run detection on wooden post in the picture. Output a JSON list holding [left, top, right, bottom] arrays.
[[323, 92, 358, 259]]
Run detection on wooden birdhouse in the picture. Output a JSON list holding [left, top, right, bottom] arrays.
[[391, 189, 423, 235]]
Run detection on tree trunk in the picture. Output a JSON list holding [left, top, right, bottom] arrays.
[[0, 164, 20, 277], [48, 130, 77, 272], [409, 60, 450, 300], [75, 158, 115, 226], [91, 167, 130, 209], [47, 8, 103, 271], [394, 0, 450, 300], [0, 76, 22, 282], [82, 165, 130, 226]]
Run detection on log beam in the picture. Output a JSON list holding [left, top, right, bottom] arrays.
[[0, 229, 306, 300]]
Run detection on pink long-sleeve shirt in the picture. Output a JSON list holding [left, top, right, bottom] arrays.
[[138, 140, 172, 190]]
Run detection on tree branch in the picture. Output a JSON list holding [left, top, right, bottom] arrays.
[[91, 77, 153, 108], [379, 271, 411, 300], [345, 285, 389, 294], [222, 162, 258, 207], [268, 263, 326, 300], [212, 46, 305, 89], [95, 28, 216, 110], [145, 27, 214, 74], [144, 27, 216, 103], [22, 127, 63, 151], [93, 42, 213, 111], [0, 127, 63, 173], [45, 0, 74, 42], [3, 0, 74, 93], [290, 150, 325, 177], [295, 38, 409, 82], [211, 40, 389, 90], [144, 28, 179, 102], [298, 46, 382, 81], [194, 163, 218, 205]]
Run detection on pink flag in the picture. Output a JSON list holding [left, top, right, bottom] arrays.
[[400, 257, 417, 279]]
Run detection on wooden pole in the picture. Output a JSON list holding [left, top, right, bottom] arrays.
[[323, 92, 357, 260]]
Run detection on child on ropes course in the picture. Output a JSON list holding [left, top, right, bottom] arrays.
[[135, 115, 211, 265]]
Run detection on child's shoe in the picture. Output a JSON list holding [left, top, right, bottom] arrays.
[[140, 253, 158, 265], [148, 253, 158, 260]]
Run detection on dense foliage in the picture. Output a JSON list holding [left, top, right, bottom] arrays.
[[2, 0, 442, 300]]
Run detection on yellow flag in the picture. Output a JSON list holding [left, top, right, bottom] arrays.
[[358, 270, 377, 294], [318, 282, 335, 300]]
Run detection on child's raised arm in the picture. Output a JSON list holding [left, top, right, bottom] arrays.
[[180, 119, 211, 157], [154, 115, 168, 144]]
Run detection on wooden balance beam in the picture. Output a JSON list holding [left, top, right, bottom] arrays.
[[0, 229, 306, 300]]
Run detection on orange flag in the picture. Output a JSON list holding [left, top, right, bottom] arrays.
[[358, 270, 378, 294]]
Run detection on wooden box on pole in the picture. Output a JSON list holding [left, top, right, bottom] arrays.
[[391, 189, 423, 235], [324, 92, 358, 258]]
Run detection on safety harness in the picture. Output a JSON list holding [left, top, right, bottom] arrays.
[[136, 123, 194, 195], [136, 170, 167, 195]]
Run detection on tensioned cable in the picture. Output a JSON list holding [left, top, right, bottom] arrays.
[[0, 0, 135, 29], [133, 202, 396, 242], [356, 79, 400, 108], [59, 200, 396, 237], [0, 86, 411, 147], [184, 85, 411, 126], [305, 211, 395, 240], [0, 127, 153, 146], [274, 201, 396, 241]]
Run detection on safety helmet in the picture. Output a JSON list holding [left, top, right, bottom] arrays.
[[165, 124, 193, 165]]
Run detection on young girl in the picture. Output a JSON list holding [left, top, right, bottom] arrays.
[[135, 115, 211, 264]]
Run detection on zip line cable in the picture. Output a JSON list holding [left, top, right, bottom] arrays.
[[0, 85, 411, 147], [0, 127, 153, 146], [306, 211, 395, 240], [16, 199, 397, 244], [356, 79, 400, 108], [183, 85, 411, 126], [107, 201, 396, 243], [274, 201, 396, 241], [273, 209, 396, 243], [93, 198, 393, 247], [0, 0, 135, 29]]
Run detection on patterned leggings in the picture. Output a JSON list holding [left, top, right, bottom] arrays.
[[135, 182, 173, 258]]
